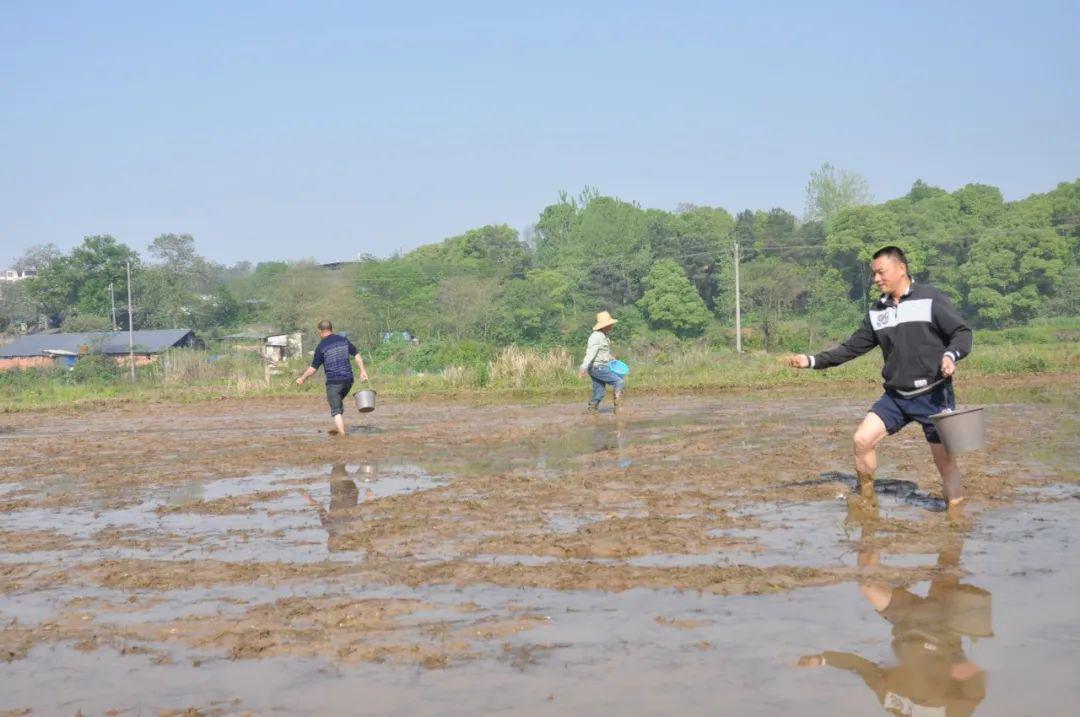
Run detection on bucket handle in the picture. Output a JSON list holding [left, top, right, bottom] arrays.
[[360, 351, 375, 393]]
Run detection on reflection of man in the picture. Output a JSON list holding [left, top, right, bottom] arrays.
[[591, 422, 631, 469], [785, 247, 972, 515], [800, 514, 991, 716], [304, 463, 371, 552]]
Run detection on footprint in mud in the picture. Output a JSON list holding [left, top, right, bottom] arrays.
[[793, 472, 947, 512]]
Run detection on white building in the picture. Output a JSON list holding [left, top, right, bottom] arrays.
[[1, 268, 37, 282]]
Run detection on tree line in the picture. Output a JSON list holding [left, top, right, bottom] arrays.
[[2, 166, 1078, 356]]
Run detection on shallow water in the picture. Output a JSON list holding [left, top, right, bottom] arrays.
[[0, 461, 445, 565], [2, 496, 1078, 715], [2, 389, 1078, 714]]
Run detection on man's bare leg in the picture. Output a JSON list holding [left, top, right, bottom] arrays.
[[930, 441, 964, 511], [331, 413, 346, 435], [853, 413, 888, 505]]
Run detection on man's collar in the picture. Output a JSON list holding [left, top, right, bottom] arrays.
[[880, 280, 915, 304]]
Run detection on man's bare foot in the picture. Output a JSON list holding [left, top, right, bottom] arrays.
[[947, 497, 966, 524], [328, 428, 341, 435]]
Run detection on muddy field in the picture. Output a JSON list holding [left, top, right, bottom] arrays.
[[2, 377, 1079, 715]]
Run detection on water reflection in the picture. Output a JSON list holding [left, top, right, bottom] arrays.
[[308, 463, 375, 552], [591, 421, 632, 469], [800, 506, 992, 716]]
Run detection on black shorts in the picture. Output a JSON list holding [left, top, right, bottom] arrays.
[[325, 380, 353, 416], [870, 381, 955, 444]]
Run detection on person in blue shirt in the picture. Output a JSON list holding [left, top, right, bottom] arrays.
[[295, 319, 368, 435]]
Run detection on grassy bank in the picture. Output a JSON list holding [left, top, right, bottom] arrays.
[[2, 338, 1078, 413]]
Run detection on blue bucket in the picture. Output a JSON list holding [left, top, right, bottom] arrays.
[[609, 359, 630, 376]]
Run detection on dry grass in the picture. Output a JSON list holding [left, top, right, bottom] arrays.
[[487, 346, 573, 388], [150, 350, 269, 391]]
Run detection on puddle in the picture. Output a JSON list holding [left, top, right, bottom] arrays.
[[3, 496, 1080, 714], [0, 461, 446, 565], [2, 388, 1079, 714]]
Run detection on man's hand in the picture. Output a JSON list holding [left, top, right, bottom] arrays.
[[295, 376, 306, 385], [578, 370, 587, 379], [359, 369, 369, 382], [785, 354, 810, 369], [941, 354, 957, 378]]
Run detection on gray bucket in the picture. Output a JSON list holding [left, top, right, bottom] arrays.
[[355, 388, 377, 413], [930, 406, 986, 454]]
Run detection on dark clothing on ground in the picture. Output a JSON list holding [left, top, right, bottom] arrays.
[[326, 380, 353, 417], [871, 380, 955, 443], [312, 334, 358, 383], [810, 283, 972, 397]]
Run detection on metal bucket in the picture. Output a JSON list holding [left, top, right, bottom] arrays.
[[930, 406, 986, 454], [355, 388, 377, 413]]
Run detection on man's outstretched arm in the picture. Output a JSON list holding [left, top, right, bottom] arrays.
[[787, 313, 877, 370]]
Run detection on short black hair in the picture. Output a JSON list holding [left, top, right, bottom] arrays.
[[872, 245, 909, 273]]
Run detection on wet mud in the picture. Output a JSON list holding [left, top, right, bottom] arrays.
[[1, 376, 1078, 714]]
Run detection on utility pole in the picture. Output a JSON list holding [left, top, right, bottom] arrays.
[[108, 283, 118, 330], [126, 261, 135, 381], [733, 240, 742, 353]]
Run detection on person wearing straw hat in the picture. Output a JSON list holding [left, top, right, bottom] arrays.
[[578, 310, 624, 413], [785, 246, 973, 516], [295, 319, 369, 436]]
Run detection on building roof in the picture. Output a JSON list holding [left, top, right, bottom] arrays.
[[221, 331, 270, 340], [0, 329, 194, 358]]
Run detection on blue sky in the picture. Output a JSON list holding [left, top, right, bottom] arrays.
[[2, 0, 1077, 267]]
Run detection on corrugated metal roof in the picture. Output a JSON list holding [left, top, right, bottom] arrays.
[[0, 329, 194, 358]]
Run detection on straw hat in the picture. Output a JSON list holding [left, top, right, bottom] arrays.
[[593, 311, 618, 331]]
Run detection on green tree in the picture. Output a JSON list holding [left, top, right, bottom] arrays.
[[755, 208, 799, 259], [804, 163, 873, 223], [637, 260, 712, 337], [60, 312, 113, 332], [961, 225, 1073, 325], [25, 235, 140, 326], [433, 275, 505, 341], [0, 280, 37, 333], [733, 209, 758, 259], [410, 224, 530, 278], [660, 205, 734, 308], [355, 257, 434, 336], [492, 271, 573, 345], [741, 258, 807, 351], [824, 206, 901, 302], [12, 243, 61, 272], [140, 234, 215, 328]]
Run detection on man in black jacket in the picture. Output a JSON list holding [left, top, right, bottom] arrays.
[[786, 246, 973, 513]]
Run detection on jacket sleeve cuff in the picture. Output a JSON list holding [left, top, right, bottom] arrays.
[[807, 354, 816, 368], [944, 350, 959, 362]]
